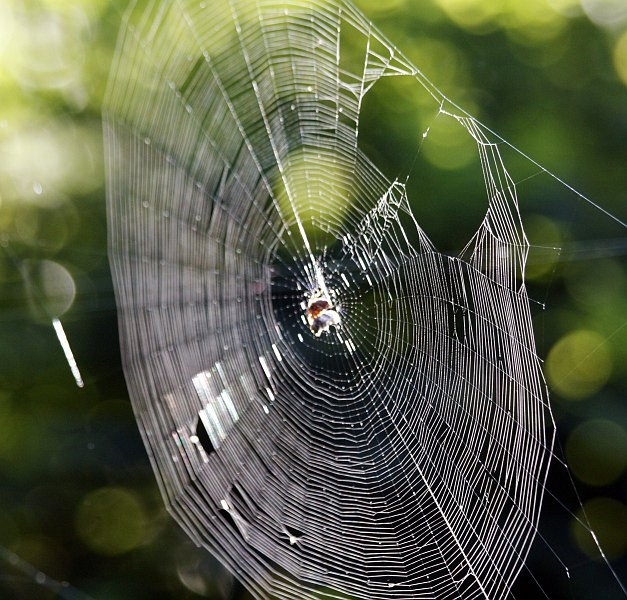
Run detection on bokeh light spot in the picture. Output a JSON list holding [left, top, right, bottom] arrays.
[[572, 498, 627, 561], [0, 121, 104, 206], [75, 487, 147, 556], [546, 329, 612, 400], [175, 542, 235, 597], [421, 115, 476, 171], [581, 0, 627, 29], [503, 0, 567, 45], [408, 37, 469, 94], [547, 0, 583, 18], [15, 205, 40, 244], [6, 6, 87, 92], [566, 419, 627, 486], [613, 30, 627, 87], [524, 214, 562, 280], [435, 0, 501, 33], [23, 259, 76, 320]]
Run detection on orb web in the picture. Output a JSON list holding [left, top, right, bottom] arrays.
[[104, 1, 554, 598]]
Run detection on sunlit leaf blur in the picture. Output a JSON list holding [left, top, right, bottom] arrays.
[[0, 0, 625, 598]]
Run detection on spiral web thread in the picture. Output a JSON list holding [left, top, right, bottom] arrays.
[[103, 1, 576, 598]]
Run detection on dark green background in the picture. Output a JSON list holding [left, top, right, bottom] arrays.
[[0, 0, 625, 598]]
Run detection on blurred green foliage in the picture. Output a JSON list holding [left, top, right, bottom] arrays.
[[0, 0, 625, 598]]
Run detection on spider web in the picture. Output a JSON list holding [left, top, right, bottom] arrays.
[[103, 1, 623, 599]]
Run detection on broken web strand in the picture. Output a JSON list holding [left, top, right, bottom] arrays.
[[105, 3, 624, 600]]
